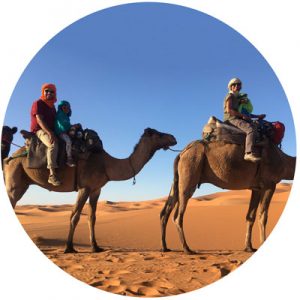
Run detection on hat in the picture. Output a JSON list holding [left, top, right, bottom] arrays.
[[58, 100, 72, 117], [58, 100, 71, 108], [228, 78, 242, 90], [40, 83, 57, 107]]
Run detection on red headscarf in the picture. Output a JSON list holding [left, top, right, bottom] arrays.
[[40, 83, 57, 108]]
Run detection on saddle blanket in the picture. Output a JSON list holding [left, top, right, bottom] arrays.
[[202, 116, 246, 145]]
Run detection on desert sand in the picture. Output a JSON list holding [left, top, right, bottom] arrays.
[[15, 183, 291, 297]]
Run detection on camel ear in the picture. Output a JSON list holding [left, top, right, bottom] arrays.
[[12, 127, 18, 134]]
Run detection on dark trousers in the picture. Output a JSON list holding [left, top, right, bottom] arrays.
[[228, 118, 258, 154]]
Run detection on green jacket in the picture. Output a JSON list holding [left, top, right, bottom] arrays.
[[237, 93, 253, 114]]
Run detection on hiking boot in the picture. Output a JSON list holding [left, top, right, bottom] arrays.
[[244, 153, 261, 162], [66, 159, 76, 168], [48, 174, 62, 186]]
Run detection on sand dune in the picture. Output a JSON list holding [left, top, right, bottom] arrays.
[[15, 183, 291, 297]]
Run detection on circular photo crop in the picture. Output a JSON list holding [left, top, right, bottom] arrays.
[[2, 2, 296, 298]]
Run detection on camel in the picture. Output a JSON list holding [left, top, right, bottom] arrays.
[[4, 128, 177, 253], [1, 126, 17, 161], [160, 139, 295, 254]]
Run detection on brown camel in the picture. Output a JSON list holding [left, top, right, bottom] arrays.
[[160, 139, 295, 254], [4, 128, 177, 253]]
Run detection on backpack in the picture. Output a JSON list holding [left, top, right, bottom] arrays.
[[271, 121, 285, 145]]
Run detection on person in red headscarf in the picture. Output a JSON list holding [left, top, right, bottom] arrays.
[[30, 83, 61, 186]]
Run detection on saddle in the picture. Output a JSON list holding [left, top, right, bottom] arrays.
[[202, 116, 246, 144], [202, 116, 284, 147], [20, 128, 103, 169]]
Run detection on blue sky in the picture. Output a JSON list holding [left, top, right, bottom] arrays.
[[4, 2, 295, 204]]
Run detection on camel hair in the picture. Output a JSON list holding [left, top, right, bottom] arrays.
[[160, 139, 296, 254], [4, 128, 177, 253]]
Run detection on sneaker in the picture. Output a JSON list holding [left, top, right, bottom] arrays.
[[48, 174, 62, 186], [244, 153, 261, 162], [66, 159, 76, 168]]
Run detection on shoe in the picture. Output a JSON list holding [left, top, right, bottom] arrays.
[[244, 153, 261, 162], [48, 174, 62, 186], [66, 159, 76, 168]]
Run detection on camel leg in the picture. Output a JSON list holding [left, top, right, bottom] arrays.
[[6, 184, 29, 209], [65, 187, 90, 253], [160, 184, 177, 252], [244, 189, 261, 252], [88, 189, 103, 253], [174, 185, 197, 254], [258, 185, 276, 245], [4, 161, 29, 208]]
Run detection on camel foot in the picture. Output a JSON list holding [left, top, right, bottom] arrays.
[[92, 245, 104, 253], [244, 246, 257, 253], [184, 248, 197, 255], [161, 247, 171, 253], [64, 247, 78, 254]]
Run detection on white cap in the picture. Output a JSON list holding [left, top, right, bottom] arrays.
[[228, 78, 242, 90]]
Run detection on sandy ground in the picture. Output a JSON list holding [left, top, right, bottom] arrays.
[[15, 183, 290, 297]]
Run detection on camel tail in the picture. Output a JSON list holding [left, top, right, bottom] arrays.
[[160, 154, 181, 251], [172, 154, 180, 209], [160, 154, 180, 221]]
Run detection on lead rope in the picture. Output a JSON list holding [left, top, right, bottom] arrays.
[[128, 148, 182, 185], [167, 147, 182, 152], [1, 137, 23, 148], [129, 157, 136, 185]]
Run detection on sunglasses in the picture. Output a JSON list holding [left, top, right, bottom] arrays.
[[232, 83, 241, 87], [45, 89, 54, 94]]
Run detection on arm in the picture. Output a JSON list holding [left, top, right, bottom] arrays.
[[36, 114, 57, 143]]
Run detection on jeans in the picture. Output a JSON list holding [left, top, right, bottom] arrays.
[[59, 133, 72, 160]]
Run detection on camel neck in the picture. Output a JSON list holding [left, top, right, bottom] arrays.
[[282, 153, 296, 180], [103, 138, 155, 181]]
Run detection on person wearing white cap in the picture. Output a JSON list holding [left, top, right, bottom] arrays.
[[223, 78, 266, 162]]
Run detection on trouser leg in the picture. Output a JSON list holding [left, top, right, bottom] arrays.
[[60, 133, 73, 160], [36, 130, 59, 169], [229, 119, 257, 153]]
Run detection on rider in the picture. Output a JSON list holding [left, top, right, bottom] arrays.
[[223, 78, 266, 162], [55, 100, 76, 167], [30, 83, 61, 186]]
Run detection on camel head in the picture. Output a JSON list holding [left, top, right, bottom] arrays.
[[1, 126, 18, 160], [2, 126, 17, 143], [142, 128, 177, 151]]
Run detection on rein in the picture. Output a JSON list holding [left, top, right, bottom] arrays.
[[167, 147, 182, 152], [1, 137, 23, 148]]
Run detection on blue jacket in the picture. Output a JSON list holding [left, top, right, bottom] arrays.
[[55, 101, 72, 135]]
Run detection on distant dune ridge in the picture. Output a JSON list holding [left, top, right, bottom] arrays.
[[15, 183, 291, 297]]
